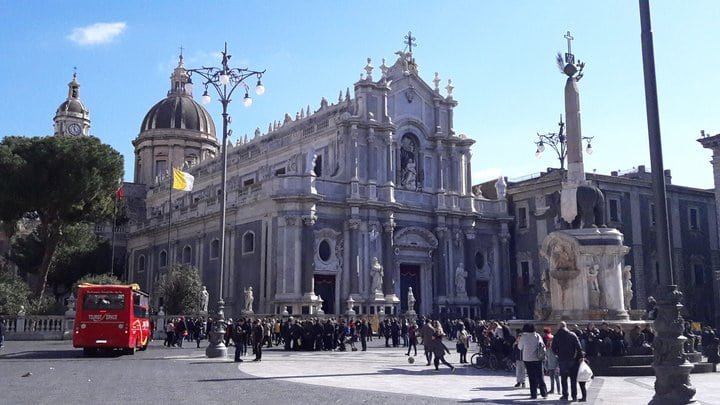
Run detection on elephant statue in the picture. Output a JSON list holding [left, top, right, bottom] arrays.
[[533, 185, 606, 229]]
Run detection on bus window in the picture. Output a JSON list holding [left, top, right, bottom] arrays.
[[83, 293, 125, 310]]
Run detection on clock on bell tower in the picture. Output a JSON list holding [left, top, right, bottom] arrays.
[[53, 71, 91, 136]]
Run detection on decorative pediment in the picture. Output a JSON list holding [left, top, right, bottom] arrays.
[[394, 226, 439, 250]]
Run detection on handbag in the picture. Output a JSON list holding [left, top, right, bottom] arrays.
[[536, 339, 547, 361], [577, 360, 593, 382]]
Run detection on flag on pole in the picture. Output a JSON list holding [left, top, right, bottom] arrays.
[[116, 178, 124, 200], [172, 168, 194, 191]]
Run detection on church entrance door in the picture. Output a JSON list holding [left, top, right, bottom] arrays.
[[400, 264, 421, 313], [314, 274, 335, 314]]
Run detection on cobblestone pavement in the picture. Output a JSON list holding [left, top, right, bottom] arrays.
[[1, 339, 718, 404]]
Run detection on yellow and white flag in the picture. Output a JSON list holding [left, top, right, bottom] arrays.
[[172, 168, 194, 191]]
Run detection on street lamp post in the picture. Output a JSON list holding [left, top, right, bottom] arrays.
[[184, 43, 265, 358], [534, 115, 593, 170]]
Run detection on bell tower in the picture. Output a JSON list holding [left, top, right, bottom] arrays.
[[53, 71, 91, 136]]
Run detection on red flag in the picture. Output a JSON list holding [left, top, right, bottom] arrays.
[[117, 186, 124, 200]]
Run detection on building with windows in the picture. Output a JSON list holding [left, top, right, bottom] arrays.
[[480, 166, 720, 326], [123, 47, 514, 318]]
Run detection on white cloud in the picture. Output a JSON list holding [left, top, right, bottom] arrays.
[[67, 22, 127, 46]]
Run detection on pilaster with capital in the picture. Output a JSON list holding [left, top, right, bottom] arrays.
[[435, 226, 448, 296], [499, 223, 512, 301], [301, 214, 317, 296], [367, 129, 376, 183], [348, 218, 361, 295], [382, 218, 395, 295]]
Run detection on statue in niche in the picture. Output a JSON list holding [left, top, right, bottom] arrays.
[[455, 263, 467, 295], [400, 137, 416, 187], [622, 265, 633, 310], [587, 264, 601, 308], [200, 286, 209, 313], [244, 287, 254, 312], [370, 257, 383, 294], [402, 158, 417, 189], [407, 287, 416, 312]]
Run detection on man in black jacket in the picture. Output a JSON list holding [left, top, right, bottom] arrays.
[[551, 321, 583, 401]]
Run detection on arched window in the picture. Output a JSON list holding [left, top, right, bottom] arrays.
[[210, 239, 220, 259], [159, 250, 167, 268], [182, 245, 192, 264], [138, 255, 146, 272], [242, 232, 255, 254]]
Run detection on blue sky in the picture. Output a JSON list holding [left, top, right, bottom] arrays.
[[1, 1, 718, 189]]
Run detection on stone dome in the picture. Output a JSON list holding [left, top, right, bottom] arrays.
[[140, 94, 216, 136], [56, 99, 87, 114]]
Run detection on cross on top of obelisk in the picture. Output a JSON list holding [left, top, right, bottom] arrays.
[[564, 31, 575, 64], [404, 31, 417, 54]]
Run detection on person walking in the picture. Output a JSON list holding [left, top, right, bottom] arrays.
[[551, 321, 583, 401], [232, 320, 245, 363], [456, 323, 470, 364], [406, 320, 418, 356], [0, 316, 6, 349], [544, 332, 561, 395], [512, 329, 526, 388], [164, 319, 175, 347], [431, 331, 455, 373], [517, 323, 548, 399], [252, 319, 264, 361], [420, 318, 436, 366], [358, 318, 369, 351]]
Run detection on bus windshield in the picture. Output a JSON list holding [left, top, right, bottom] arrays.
[[82, 293, 125, 310]]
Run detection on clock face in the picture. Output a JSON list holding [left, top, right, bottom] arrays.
[[68, 123, 82, 135]]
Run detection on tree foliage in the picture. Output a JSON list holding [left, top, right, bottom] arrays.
[[74, 273, 123, 293], [49, 223, 112, 292], [0, 136, 123, 305], [0, 271, 31, 315], [156, 264, 202, 315]]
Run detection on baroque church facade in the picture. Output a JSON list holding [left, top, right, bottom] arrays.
[[123, 48, 514, 319]]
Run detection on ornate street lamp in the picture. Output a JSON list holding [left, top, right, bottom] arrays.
[[184, 43, 265, 358], [534, 115, 593, 170]]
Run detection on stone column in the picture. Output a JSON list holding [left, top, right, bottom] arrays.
[[435, 226, 448, 297], [499, 223, 512, 302], [348, 218, 361, 295], [367, 129, 376, 182], [464, 151, 472, 196], [382, 217, 395, 296], [301, 215, 317, 296], [436, 142, 445, 192]]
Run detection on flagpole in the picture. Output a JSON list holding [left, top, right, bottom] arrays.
[[167, 169, 173, 268], [110, 186, 118, 276]]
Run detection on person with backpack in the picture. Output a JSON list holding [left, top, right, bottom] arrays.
[[517, 323, 548, 399]]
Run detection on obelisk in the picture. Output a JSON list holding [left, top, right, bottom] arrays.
[[559, 31, 586, 225]]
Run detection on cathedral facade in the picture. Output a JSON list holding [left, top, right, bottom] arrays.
[[125, 48, 514, 319]]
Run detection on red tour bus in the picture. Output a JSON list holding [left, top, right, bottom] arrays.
[[73, 283, 150, 355]]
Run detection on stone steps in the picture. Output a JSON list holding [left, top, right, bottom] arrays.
[[589, 353, 716, 376]]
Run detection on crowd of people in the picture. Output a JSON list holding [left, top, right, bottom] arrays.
[[155, 312, 720, 400]]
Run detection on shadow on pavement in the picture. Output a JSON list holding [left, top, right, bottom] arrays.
[[0, 349, 97, 360]]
